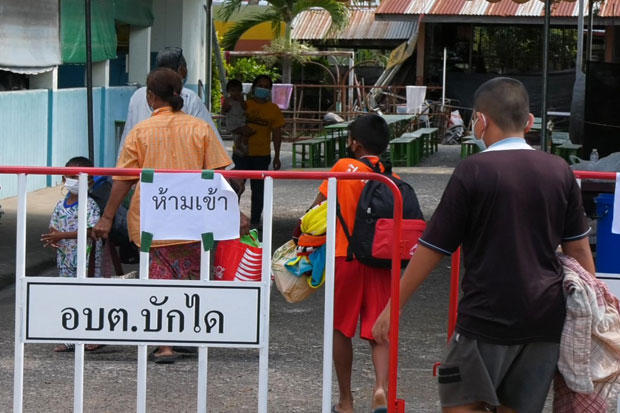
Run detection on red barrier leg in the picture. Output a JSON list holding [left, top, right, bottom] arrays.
[[447, 248, 461, 342]]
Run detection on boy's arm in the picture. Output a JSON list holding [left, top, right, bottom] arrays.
[[372, 245, 444, 344], [311, 192, 327, 208], [93, 179, 136, 239], [561, 236, 595, 275]]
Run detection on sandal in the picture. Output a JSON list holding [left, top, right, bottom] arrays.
[[148, 349, 179, 364], [54, 343, 75, 352]]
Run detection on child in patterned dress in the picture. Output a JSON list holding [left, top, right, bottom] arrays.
[[41, 156, 102, 278], [42, 157, 104, 353]]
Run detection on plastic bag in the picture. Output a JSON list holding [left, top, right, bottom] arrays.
[[443, 110, 464, 144], [570, 152, 620, 171], [272, 240, 316, 303], [213, 229, 262, 281]]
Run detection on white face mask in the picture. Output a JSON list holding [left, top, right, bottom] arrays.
[[64, 178, 80, 195], [471, 113, 487, 150]]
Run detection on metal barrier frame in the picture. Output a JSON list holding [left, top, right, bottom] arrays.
[[3, 166, 406, 413]]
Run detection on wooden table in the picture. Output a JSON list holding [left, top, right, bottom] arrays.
[[554, 143, 582, 163]]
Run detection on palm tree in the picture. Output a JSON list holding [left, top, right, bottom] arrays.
[[219, 0, 349, 83]]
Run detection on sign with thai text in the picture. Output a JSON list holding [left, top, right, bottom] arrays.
[[24, 280, 260, 346], [140, 172, 240, 241]]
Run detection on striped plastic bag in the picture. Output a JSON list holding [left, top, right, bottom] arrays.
[[213, 230, 262, 282]]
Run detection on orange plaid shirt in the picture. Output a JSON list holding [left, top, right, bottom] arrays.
[[115, 106, 232, 247]]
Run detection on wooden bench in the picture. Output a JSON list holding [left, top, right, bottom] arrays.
[[292, 137, 326, 168], [554, 143, 582, 163], [551, 132, 570, 153], [292, 135, 339, 168], [390, 133, 420, 167], [416, 127, 439, 156], [460, 137, 481, 159]]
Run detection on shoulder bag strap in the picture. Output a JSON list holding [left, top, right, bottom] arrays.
[[335, 200, 355, 261]]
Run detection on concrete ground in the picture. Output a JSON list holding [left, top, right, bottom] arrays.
[[0, 143, 586, 412]]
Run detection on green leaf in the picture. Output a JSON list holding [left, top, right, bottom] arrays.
[[218, 0, 246, 22], [221, 10, 283, 50]]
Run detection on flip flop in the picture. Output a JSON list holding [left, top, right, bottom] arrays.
[[54, 343, 75, 352], [373, 408, 388, 413], [172, 346, 197, 354], [85, 344, 105, 352], [148, 349, 179, 364]]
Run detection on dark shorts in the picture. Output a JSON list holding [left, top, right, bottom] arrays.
[[437, 333, 559, 412]]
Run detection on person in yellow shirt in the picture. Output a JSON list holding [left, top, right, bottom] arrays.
[[233, 74, 285, 227]]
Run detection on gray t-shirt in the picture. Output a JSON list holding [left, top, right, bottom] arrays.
[[419, 138, 589, 344]]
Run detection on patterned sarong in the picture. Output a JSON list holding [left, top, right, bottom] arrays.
[[149, 242, 201, 280]]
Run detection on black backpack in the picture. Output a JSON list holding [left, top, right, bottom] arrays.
[[337, 158, 425, 268]]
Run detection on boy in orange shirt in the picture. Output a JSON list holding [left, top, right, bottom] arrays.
[[310, 114, 397, 413]]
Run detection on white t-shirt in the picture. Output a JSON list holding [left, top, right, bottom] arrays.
[[225, 100, 246, 132], [118, 86, 224, 161]]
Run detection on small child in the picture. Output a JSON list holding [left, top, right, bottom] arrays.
[[41, 156, 102, 278], [222, 79, 255, 157]]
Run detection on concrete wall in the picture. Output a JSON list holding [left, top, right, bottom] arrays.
[[182, 0, 207, 88], [0, 90, 49, 196], [0, 86, 134, 199], [150, 0, 206, 96], [151, 0, 183, 53]]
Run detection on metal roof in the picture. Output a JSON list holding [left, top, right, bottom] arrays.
[[376, 0, 620, 18], [291, 8, 415, 41]]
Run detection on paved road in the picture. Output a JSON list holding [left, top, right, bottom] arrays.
[[0, 144, 564, 412]]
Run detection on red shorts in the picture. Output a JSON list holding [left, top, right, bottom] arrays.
[[334, 257, 391, 340]]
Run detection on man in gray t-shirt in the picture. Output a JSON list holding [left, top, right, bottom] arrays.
[[373, 78, 595, 413]]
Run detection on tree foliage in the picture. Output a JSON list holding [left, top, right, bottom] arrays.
[[219, 0, 349, 51], [225, 57, 281, 83]]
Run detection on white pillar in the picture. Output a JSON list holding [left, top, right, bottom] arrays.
[[29, 68, 58, 90], [92, 61, 110, 87], [128, 26, 152, 86], [182, 0, 205, 90]]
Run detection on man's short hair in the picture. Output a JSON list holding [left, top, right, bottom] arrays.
[[226, 79, 243, 91], [156, 47, 186, 71], [348, 114, 390, 155], [473, 77, 530, 132]]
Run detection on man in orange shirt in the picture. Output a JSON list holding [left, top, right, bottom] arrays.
[[310, 115, 400, 413]]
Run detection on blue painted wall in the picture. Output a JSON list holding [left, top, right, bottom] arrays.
[[102, 87, 134, 166], [0, 86, 135, 198], [0, 90, 49, 197]]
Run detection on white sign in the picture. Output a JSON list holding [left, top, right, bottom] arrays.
[[140, 172, 240, 241], [24, 279, 260, 346]]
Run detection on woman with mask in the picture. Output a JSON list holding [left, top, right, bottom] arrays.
[[233, 74, 285, 228], [93, 67, 238, 363]]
